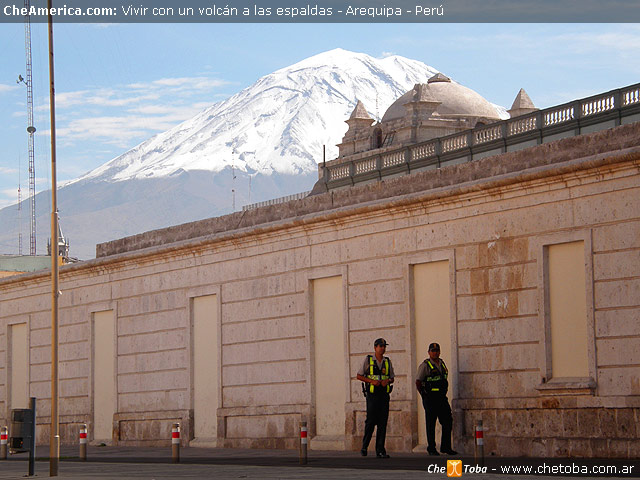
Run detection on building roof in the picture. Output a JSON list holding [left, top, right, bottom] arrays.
[[0, 255, 52, 273], [381, 74, 504, 122]]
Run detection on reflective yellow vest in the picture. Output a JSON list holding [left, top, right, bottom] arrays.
[[422, 359, 448, 394], [366, 355, 391, 394]]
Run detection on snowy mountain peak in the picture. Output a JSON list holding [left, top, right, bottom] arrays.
[[75, 49, 440, 184], [1, 50, 506, 258], [274, 47, 363, 70]]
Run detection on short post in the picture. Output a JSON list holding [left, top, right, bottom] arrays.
[[171, 423, 180, 463], [474, 419, 484, 467], [79, 424, 87, 461], [28, 397, 36, 477], [299, 421, 307, 465], [0, 426, 7, 460]]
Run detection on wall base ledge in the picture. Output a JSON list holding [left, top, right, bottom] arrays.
[[189, 438, 219, 448], [310, 435, 346, 451]]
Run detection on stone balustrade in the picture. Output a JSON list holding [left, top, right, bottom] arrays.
[[320, 82, 640, 190]]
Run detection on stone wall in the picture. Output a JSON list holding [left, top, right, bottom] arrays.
[[96, 123, 640, 257], [1, 123, 639, 457]]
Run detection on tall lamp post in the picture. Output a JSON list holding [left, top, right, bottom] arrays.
[[47, 0, 60, 475]]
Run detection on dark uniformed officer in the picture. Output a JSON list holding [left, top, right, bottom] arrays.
[[415, 342, 457, 455], [356, 338, 395, 458]]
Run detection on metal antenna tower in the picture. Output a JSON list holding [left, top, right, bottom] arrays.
[[19, 0, 37, 255], [18, 155, 23, 255]]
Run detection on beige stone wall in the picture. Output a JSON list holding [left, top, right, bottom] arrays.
[[1, 126, 639, 457]]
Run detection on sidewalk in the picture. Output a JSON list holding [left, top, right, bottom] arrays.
[[1, 445, 638, 479], [3, 444, 430, 479]]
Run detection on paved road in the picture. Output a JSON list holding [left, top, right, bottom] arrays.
[[0, 461, 431, 479], [0, 446, 638, 479]]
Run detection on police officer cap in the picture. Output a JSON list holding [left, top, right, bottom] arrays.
[[374, 338, 389, 347], [428, 342, 441, 351]]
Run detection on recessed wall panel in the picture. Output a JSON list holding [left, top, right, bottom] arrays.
[[193, 294, 219, 440], [312, 276, 345, 437], [547, 241, 589, 378], [93, 310, 115, 442], [10, 323, 28, 409], [413, 261, 451, 446]]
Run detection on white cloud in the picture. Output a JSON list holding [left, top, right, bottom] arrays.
[[50, 89, 156, 109], [42, 75, 228, 114], [127, 102, 210, 115], [553, 30, 640, 54], [127, 76, 230, 93], [0, 167, 18, 175], [149, 78, 196, 87], [393, 25, 640, 62], [126, 105, 180, 115], [0, 84, 17, 94], [51, 90, 90, 107], [380, 51, 396, 58], [54, 108, 204, 148]]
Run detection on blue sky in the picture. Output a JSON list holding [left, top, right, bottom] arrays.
[[0, 23, 639, 212]]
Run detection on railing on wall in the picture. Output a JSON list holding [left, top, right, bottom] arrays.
[[242, 191, 311, 211], [322, 82, 640, 189]]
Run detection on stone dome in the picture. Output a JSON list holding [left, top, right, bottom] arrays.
[[381, 73, 503, 122]]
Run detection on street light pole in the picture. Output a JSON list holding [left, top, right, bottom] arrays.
[[47, 0, 60, 475]]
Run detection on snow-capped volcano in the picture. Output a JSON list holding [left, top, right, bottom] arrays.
[[1, 49, 468, 259], [73, 49, 439, 184]]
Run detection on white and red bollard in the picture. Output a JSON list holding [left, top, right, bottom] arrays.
[[0, 426, 7, 460], [474, 419, 484, 467], [79, 424, 88, 461], [299, 421, 307, 465], [171, 423, 180, 463]]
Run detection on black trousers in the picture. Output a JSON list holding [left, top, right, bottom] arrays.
[[361, 392, 390, 454], [422, 394, 452, 452]]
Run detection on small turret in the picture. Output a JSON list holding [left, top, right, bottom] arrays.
[[345, 100, 375, 130], [508, 88, 538, 118], [338, 100, 376, 157]]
